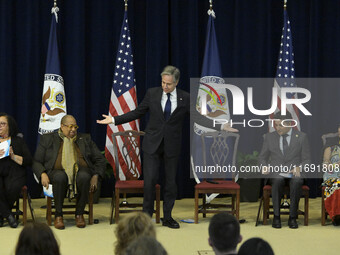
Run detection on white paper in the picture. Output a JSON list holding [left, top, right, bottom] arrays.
[[0, 139, 11, 159], [43, 184, 54, 198], [279, 172, 293, 178]]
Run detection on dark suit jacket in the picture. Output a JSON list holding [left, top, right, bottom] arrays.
[[114, 87, 188, 156], [115, 87, 218, 157], [33, 132, 105, 180], [258, 129, 311, 178]]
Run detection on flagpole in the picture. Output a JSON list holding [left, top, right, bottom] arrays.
[[54, 0, 57, 8], [122, 0, 129, 206], [209, 0, 213, 11], [284, 0, 287, 9]]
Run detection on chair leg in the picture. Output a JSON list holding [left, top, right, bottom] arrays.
[[14, 199, 20, 220], [27, 193, 35, 222], [263, 190, 270, 225], [304, 191, 309, 226], [115, 188, 120, 224], [110, 191, 115, 224], [22, 188, 27, 225], [155, 186, 160, 224], [321, 190, 326, 226], [203, 194, 206, 218], [47, 197, 52, 226], [88, 191, 93, 225], [236, 190, 240, 220], [194, 189, 199, 224], [232, 195, 235, 212]]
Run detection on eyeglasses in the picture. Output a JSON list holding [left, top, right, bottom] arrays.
[[63, 124, 79, 130], [0, 122, 7, 127]]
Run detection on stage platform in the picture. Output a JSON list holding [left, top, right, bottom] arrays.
[[0, 197, 337, 255]]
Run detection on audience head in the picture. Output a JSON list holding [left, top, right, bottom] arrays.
[[238, 238, 274, 255], [273, 111, 294, 135], [125, 236, 167, 255], [161, 65, 180, 94], [60, 114, 78, 138], [208, 212, 241, 254], [0, 112, 18, 138], [15, 222, 60, 255], [115, 212, 156, 255]]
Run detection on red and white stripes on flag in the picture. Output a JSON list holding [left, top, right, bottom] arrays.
[[105, 10, 140, 181], [269, 7, 300, 132]]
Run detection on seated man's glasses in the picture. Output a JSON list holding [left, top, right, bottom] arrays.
[[63, 124, 79, 130]]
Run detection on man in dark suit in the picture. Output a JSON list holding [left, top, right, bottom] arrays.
[[33, 115, 105, 229], [98, 66, 188, 228], [258, 111, 310, 229], [98, 65, 233, 228]]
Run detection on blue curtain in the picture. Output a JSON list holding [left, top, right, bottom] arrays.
[[1, 0, 339, 198]]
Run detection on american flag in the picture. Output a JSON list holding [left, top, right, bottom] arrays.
[[269, 7, 300, 132], [105, 10, 140, 180]]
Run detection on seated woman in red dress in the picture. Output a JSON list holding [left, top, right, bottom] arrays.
[[322, 124, 340, 225]]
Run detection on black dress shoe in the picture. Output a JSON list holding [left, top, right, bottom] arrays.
[[288, 217, 298, 229], [272, 216, 281, 229], [6, 214, 18, 228], [162, 217, 180, 229], [0, 216, 3, 227]]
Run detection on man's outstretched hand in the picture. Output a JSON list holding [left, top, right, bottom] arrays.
[[96, 114, 112, 125]]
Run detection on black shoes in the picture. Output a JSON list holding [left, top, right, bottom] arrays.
[[162, 217, 180, 229], [288, 217, 298, 229], [6, 214, 18, 228], [272, 215, 281, 228], [0, 216, 3, 227]]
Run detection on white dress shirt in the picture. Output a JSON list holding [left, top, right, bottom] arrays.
[[161, 88, 177, 114]]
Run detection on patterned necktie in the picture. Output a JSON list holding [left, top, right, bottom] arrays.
[[282, 134, 288, 155], [164, 93, 171, 121]]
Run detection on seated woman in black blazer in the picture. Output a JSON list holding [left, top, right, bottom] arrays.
[[0, 112, 32, 228]]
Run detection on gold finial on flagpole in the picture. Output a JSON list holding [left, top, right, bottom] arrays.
[[54, 0, 57, 8], [209, 0, 213, 11], [125, 0, 128, 11], [284, 0, 287, 9]]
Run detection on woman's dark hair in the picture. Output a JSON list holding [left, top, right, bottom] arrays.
[[0, 112, 18, 137], [238, 238, 274, 255], [15, 222, 60, 255]]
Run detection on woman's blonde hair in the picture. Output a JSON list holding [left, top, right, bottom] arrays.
[[114, 212, 156, 255]]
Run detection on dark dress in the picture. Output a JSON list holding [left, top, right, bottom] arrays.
[[0, 136, 32, 217]]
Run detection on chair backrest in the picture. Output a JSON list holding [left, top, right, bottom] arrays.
[[112, 130, 145, 181], [201, 131, 240, 179], [321, 132, 338, 147]]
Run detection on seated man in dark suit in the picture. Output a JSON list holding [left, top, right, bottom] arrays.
[[33, 115, 105, 229], [208, 212, 242, 255], [259, 111, 311, 229]]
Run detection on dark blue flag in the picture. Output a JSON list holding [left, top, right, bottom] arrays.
[[192, 10, 233, 203], [38, 6, 66, 134]]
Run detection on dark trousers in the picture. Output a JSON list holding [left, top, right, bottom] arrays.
[[270, 177, 303, 217], [48, 167, 91, 217], [143, 143, 179, 220], [0, 161, 25, 217]]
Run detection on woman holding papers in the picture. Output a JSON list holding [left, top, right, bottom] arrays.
[[0, 113, 32, 228]]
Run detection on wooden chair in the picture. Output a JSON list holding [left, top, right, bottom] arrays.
[[260, 185, 309, 226], [110, 130, 160, 224], [12, 186, 35, 225], [194, 131, 240, 224], [46, 190, 94, 226], [321, 132, 338, 225]]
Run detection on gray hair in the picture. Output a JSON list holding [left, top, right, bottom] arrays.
[[160, 65, 180, 84]]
